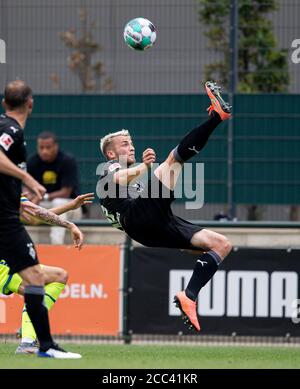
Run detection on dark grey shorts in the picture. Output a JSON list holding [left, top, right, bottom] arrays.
[[0, 219, 39, 274], [121, 176, 202, 249]]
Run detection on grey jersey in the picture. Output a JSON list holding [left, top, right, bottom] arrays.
[[97, 160, 144, 230]]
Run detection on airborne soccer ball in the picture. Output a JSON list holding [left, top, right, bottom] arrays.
[[124, 17, 156, 51]]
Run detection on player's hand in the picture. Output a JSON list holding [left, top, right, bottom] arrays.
[[22, 173, 46, 201], [70, 223, 84, 250], [70, 193, 95, 210], [20, 200, 39, 216], [19, 199, 40, 224], [30, 196, 41, 204], [21, 191, 40, 204], [142, 148, 156, 167], [20, 207, 35, 223]]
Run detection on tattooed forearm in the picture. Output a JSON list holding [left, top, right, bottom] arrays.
[[34, 206, 74, 228], [49, 203, 73, 215]]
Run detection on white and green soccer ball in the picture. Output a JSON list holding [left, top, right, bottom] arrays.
[[124, 17, 156, 51]]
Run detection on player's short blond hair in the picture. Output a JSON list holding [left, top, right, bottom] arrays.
[[100, 129, 131, 158]]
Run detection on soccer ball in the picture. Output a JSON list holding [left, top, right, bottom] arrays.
[[124, 17, 156, 51]]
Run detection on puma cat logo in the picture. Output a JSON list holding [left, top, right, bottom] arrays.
[[188, 146, 200, 154], [197, 259, 208, 267]]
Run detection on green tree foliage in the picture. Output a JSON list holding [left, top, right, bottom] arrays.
[[198, 0, 289, 92]]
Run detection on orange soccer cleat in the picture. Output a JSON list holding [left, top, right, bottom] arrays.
[[173, 291, 201, 332], [205, 81, 232, 121]]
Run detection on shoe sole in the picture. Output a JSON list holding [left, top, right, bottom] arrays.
[[205, 81, 232, 116], [173, 296, 200, 332], [37, 351, 82, 359], [37, 354, 81, 359]]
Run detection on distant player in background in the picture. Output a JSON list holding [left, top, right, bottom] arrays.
[[97, 81, 232, 332], [27, 131, 82, 244], [0, 80, 82, 358], [0, 192, 93, 355]]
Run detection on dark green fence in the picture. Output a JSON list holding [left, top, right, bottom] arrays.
[[25, 94, 300, 206]]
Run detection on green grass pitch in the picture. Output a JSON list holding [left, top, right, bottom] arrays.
[[0, 343, 300, 369]]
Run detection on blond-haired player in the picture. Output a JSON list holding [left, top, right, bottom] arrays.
[[97, 82, 232, 332]]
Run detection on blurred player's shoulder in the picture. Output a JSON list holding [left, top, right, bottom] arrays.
[[107, 160, 122, 173], [0, 113, 22, 132], [99, 160, 122, 179], [0, 114, 23, 151]]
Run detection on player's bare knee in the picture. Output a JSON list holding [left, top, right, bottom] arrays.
[[222, 236, 232, 256], [215, 235, 232, 259], [58, 268, 68, 284], [25, 266, 45, 286], [33, 271, 45, 285]]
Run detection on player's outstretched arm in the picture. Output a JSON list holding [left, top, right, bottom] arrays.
[[49, 193, 95, 215], [20, 200, 84, 249], [114, 148, 156, 185]]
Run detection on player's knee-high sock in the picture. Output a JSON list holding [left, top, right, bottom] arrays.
[[24, 285, 54, 351], [22, 282, 65, 342], [185, 251, 222, 301], [173, 112, 222, 163]]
